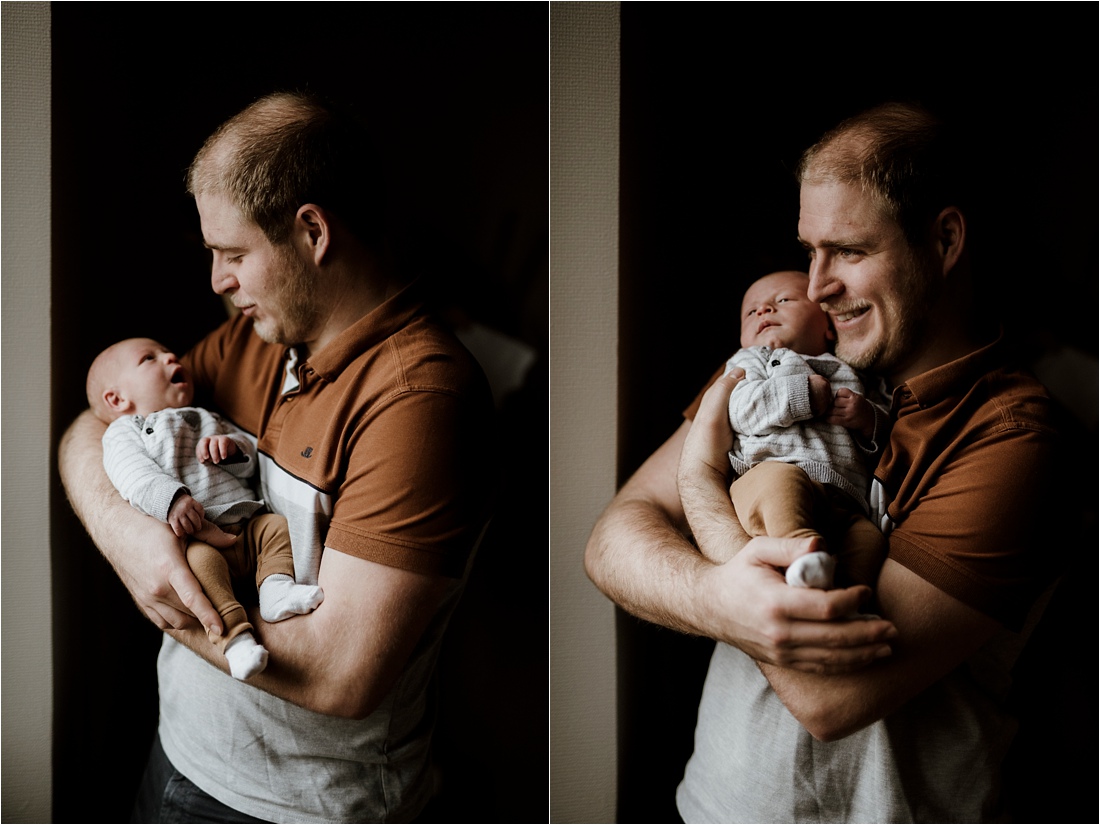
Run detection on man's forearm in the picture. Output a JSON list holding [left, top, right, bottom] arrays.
[[756, 559, 1001, 741], [585, 494, 718, 637], [60, 410, 140, 567], [247, 550, 451, 720]]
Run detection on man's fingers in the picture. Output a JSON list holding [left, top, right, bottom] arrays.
[[194, 521, 238, 549], [167, 567, 223, 636], [780, 582, 871, 620], [783, 643, 894, 675], [683, 373, 740, 471], [143, 601, 198, 632], [742, 535, 826, 569]]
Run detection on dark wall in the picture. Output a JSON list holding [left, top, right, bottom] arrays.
[[49, 4, 546, 822], [617, 4, 1096, 822]]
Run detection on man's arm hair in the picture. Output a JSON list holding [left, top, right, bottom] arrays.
[[169, 548, 451, 719], [760, 560, 1001, 741]]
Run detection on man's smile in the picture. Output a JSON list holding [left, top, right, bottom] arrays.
[[828, 305, 870, 324]]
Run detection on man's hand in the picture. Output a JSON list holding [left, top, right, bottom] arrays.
[[678, 371, 746, 563], [103, 502, 226, 636], [198, 435, 238, 464], [697, 535, 894, 673], [823, 387, 874, 438]]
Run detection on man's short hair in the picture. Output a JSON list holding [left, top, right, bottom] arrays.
[[797, 101, 969, 247], [187, 91, 384, 247]]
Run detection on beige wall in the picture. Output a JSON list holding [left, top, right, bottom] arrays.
[[550, 4, 619, 822], [1, 4, 53, 822]]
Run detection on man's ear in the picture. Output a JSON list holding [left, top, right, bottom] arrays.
[[294, 203, 332, 266], [933, 206, 965, 276]]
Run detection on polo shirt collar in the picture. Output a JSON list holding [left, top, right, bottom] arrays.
[[897, 331, 1005, 410], [295, 279, 427, 382]]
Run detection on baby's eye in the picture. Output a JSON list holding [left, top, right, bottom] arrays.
[[777, 297, 790, 303]]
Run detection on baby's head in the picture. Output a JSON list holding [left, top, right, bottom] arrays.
[[739, 270, 835, 354], [87, 338, 194, 423]]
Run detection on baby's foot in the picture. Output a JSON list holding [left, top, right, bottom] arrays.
[[259, 574, 325, 622], [225, 633, 269, 680], [785, 551, 836, 589]]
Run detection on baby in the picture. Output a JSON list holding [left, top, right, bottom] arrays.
[[724, 270, 890, 592], [87, 337, 324, 680]]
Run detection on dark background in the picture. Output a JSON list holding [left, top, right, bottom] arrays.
[[616, 3, 1096, 823], [49, 4, 546, 822]]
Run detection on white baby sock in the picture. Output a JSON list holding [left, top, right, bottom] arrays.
[[785, 551, 836, 589], [259, 574, 325, 622], [224, 633, 269, 681]]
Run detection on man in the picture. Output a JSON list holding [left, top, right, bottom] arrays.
[[585, 102, 1060, 821], [60, 92, 495, 822]]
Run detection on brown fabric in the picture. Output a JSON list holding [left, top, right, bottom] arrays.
[[729, 461, 886, 590], [876, 339, 1059, 628], [183, 280, 495, 579], [186, 513, 295, 651]]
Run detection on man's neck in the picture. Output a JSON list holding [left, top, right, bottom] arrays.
[[305, 260, 407, 355], [890, 315, 996, 386]]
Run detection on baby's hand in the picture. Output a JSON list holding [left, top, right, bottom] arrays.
[[168, 493, 205, 537], [198, 435, 238, 464], [824, 388, 874, 438]]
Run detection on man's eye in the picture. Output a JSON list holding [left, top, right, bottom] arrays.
[[838, 248, 861, 259], [227, 254, 243, 264]]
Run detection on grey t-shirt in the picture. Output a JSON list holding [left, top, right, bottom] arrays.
[[675, 631, 1029, 823]]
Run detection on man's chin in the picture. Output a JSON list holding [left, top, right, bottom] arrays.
[[252, 321, 284, 345], [835, 340, 878, 372]]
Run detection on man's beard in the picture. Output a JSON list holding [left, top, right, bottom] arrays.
[[254, 246, 322, 346], [837, 251, 939, 377]]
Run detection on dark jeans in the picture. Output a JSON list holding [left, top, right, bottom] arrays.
[[132, 736, 270, 824]]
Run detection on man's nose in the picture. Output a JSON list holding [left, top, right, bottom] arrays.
[[211, 258, 237, 295], [807, 257, 841, 303]]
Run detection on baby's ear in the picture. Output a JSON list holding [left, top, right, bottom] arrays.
[[103, 389, 131, 415]]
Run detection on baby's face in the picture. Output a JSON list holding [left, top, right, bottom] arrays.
[[739, 271, 835, 354], [103, 338, 194, 417]]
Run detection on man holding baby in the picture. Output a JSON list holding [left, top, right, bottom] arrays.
[[60, 91, 495, 823], [586, 101, 1062, 822]]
